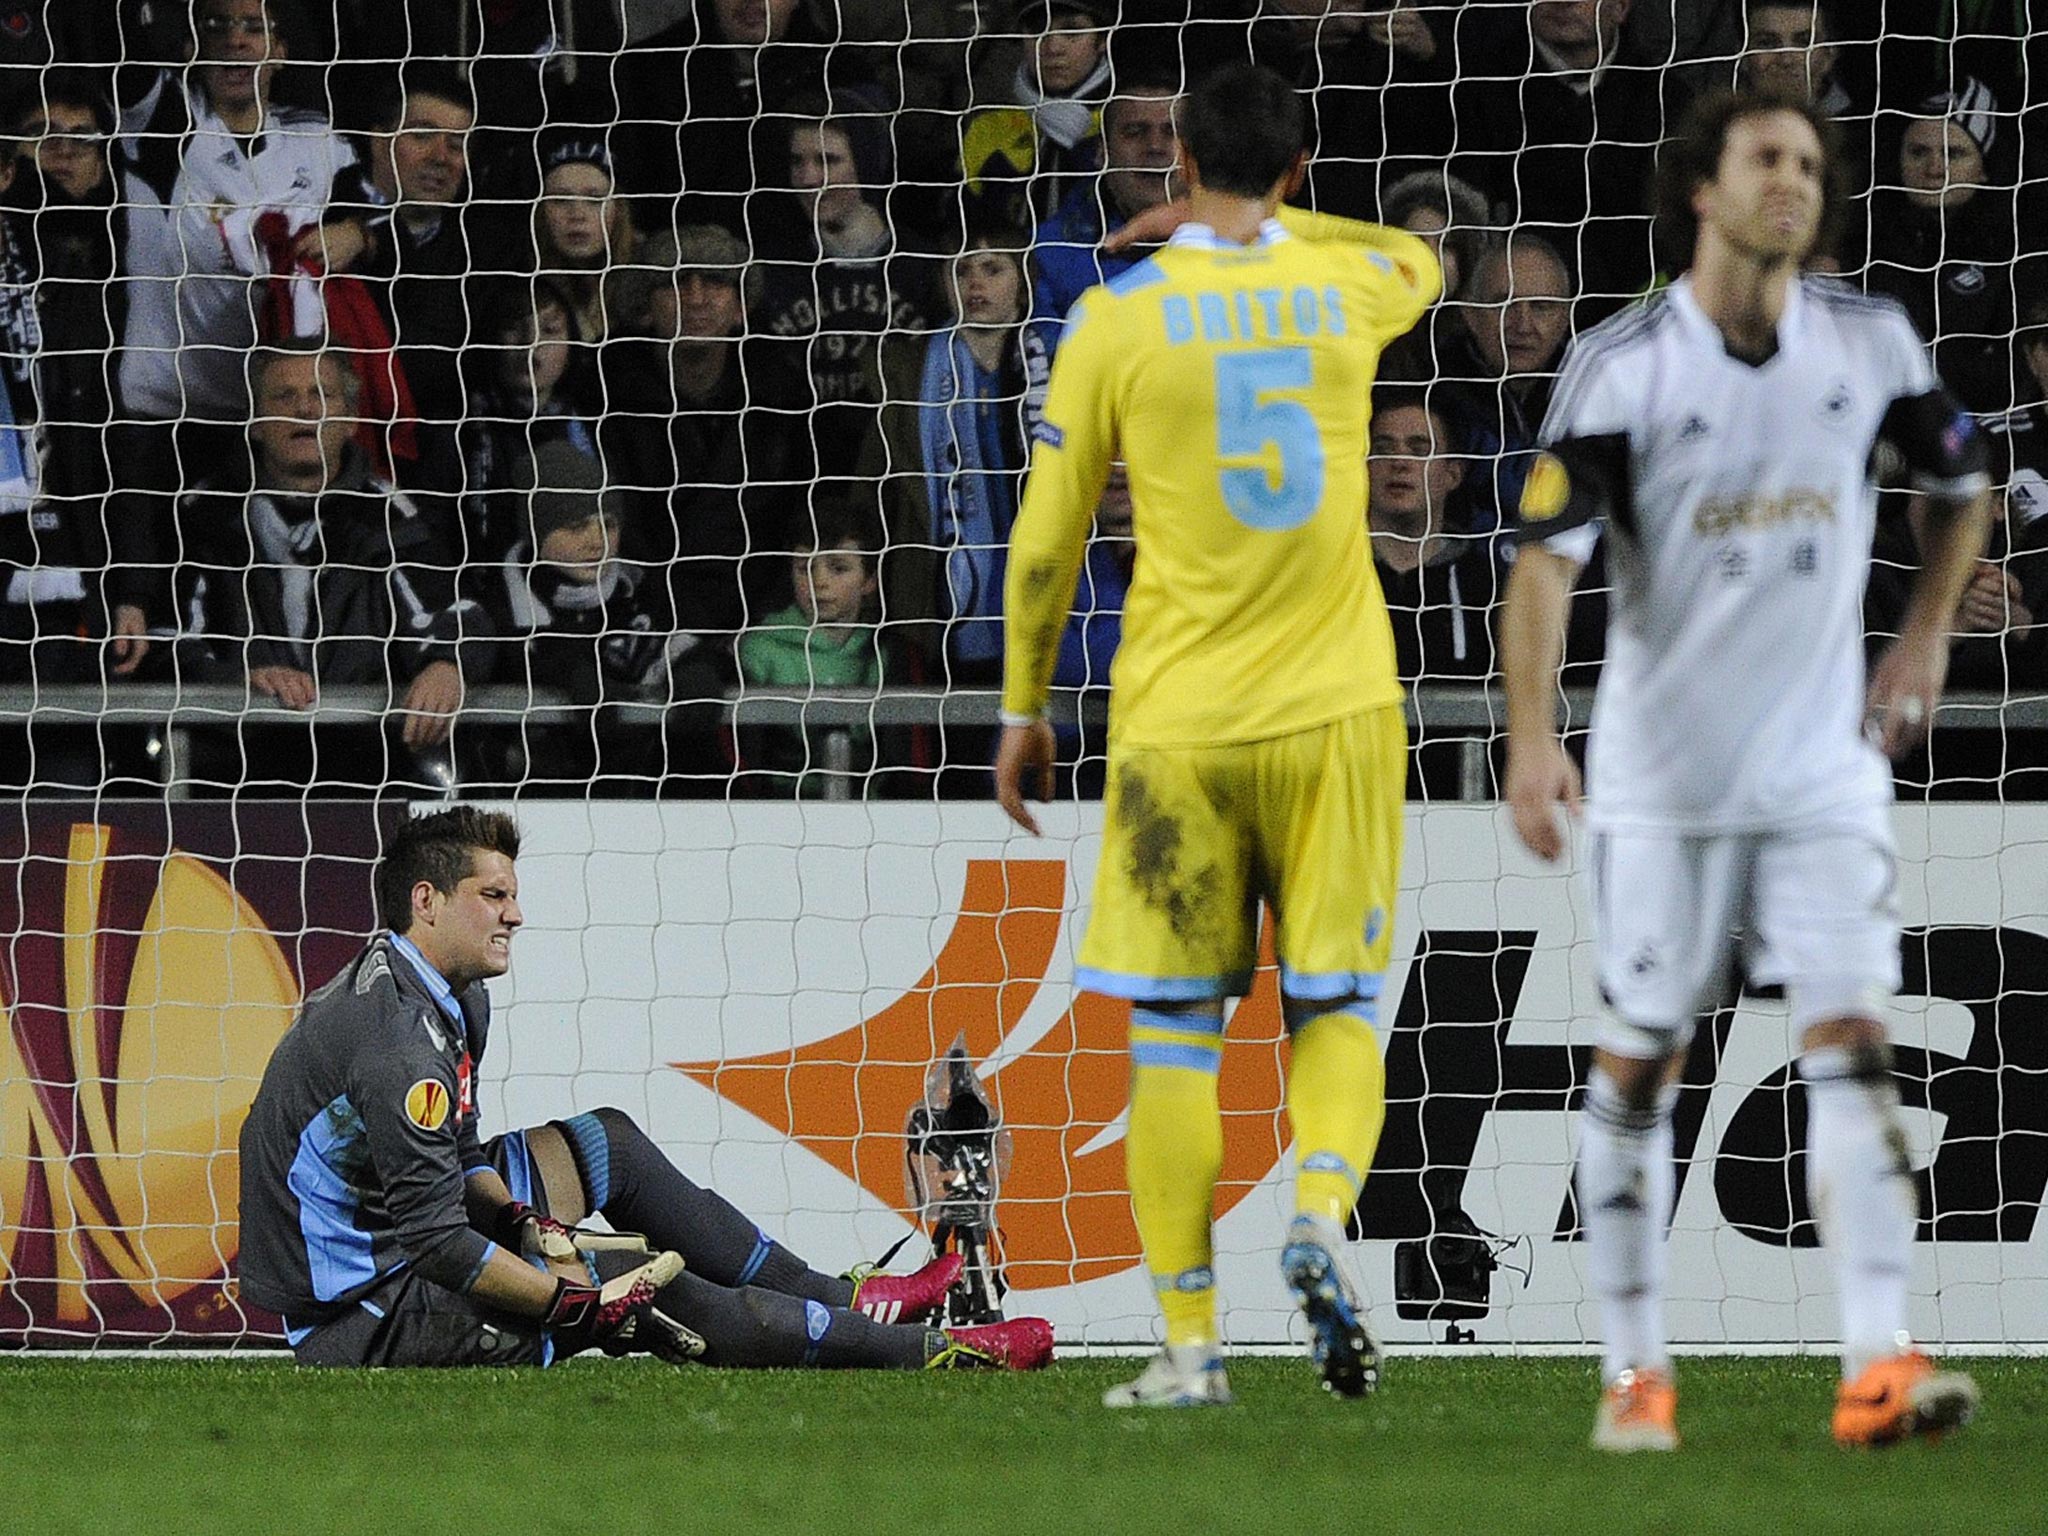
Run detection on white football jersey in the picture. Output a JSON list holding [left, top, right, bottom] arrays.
[[117, 73, 363, 421], [1530, 276, 1988, 832]]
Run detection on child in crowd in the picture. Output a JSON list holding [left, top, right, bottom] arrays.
[[737, 503, 894, 796], [460, 279, 602, 561], [487, 440, 720, 790], [880, 232, 1032, 681], [532, 131, 638, 341], [492, 442, 683, 701]]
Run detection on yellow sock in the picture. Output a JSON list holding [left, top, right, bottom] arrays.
[[1128, 1007, 1225, 1346], [1287, 1008, 1387, 1225]]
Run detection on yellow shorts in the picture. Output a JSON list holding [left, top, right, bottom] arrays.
[[1076, 704, 1405, 1007]]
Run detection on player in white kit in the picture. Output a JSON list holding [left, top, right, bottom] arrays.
[[1501, 90, 1992, 1452]]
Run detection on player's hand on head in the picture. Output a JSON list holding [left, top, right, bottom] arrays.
[[995, 719, 1058, 836], [1505, 735, 1581, 864], [1103, 199, 1191, 255], [1866, 634, 1947, 759]]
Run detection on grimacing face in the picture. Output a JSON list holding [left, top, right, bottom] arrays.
[[413, 849, 522, 985]]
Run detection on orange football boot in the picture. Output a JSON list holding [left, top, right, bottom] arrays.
[[1591, 1367, 1679, 1452], [1833, 1351, 1978, 1447]]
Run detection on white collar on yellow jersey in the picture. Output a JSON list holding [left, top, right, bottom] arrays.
[[1166, 217, 1292, 251]]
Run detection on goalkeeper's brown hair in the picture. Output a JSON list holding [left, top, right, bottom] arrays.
[[377, 809, 523, 933], [1654, 88, 1848, 271]]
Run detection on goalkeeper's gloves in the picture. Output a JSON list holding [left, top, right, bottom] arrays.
[[542, 1249, 702, 1361], [495, 1200, 654, 1264]]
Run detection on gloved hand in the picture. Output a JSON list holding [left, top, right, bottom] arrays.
[[497, 1200, 655, 1264], [542, 1249, 702, 1361]]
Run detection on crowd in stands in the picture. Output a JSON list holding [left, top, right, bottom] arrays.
[[0, 0, 2043, 797]]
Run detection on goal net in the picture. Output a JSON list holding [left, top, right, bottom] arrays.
[[1, 2, 2043, 1351]]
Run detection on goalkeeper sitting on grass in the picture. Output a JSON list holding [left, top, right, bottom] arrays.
[[238, 806, 1053, 1371]]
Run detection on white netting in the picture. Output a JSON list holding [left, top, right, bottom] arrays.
[[1, 2, 2043, 1349]]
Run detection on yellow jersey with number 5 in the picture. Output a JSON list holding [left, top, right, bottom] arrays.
[[1002, 211, 1440, 748]]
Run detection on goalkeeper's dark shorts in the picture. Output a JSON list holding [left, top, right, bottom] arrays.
[[289, 1265, 553, 1367], [288, 1128, 588, 1368]]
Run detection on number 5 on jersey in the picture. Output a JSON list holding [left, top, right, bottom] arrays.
[[1216, 347, 1326, 530]]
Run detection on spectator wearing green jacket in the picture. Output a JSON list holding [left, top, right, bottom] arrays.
[[738, 504, 892, 796]]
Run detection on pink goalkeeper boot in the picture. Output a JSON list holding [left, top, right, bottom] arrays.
[[850, 1252, 964, 1324]]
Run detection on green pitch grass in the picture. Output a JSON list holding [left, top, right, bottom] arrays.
[[8, 1356, 2044, 1535]]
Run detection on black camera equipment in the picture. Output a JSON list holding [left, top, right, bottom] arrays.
[[1393, 1209, 1514, 1343], [905, 1043, 1009, 1325]]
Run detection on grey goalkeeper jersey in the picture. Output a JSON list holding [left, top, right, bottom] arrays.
[[238, 935, 497, 1330]]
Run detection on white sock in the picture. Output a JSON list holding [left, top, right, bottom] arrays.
[[1803, 1046, 1916, 1379], [1578, 1068, 1676, 1385]]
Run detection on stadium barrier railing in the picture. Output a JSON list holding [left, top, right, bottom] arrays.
[[5, 686, 2043, 801]]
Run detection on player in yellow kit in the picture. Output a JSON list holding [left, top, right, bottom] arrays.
[[994, 61, 1440, 1407]]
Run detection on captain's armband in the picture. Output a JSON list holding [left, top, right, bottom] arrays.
[[1879, 387, 1991, 497], [1515, 431, 1633, 542]]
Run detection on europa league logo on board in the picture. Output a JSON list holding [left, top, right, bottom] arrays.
[[0, 804, 388, 1345], [677, 859, 1299, 1290]]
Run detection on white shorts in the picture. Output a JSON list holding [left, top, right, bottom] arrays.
[[1587, 808, 1902, 1056]]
